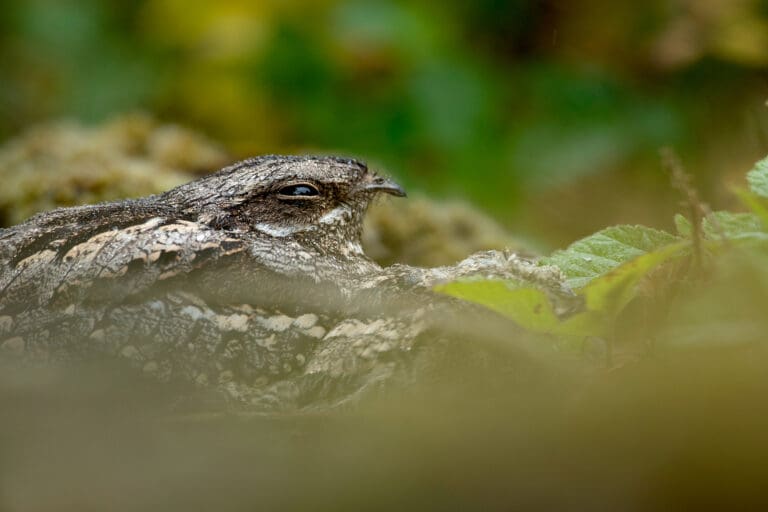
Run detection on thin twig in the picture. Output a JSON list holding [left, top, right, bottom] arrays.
[[660, 147, 720, 270]]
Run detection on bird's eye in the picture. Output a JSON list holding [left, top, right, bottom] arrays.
[[277, 183, 321, 198]]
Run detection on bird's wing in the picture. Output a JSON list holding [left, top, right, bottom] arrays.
[[0, 214, 246, 314]]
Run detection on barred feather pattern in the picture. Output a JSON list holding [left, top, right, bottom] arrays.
[[0, 155, 563, 410]]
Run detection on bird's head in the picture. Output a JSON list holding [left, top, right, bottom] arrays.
[[164, 155, 405, 248]]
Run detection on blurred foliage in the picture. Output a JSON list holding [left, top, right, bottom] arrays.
[[2, 0, 768, 246], [439, 155, 768, 369]]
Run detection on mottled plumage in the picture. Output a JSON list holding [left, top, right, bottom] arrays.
[[0, 155, 560, 409]]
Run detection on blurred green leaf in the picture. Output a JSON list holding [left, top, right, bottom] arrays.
[[703, 211, 766, 240], [578, 240, 688, 316], [542, 225, 679, 289], [437, 224, 689, 340], [436, 278, 604, 336], [674, 213, 692, 237], [436, 280, 562, 331], [734, 187, 768, 227], [747, 156, 768, 199]]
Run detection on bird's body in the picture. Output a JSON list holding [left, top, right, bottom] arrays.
[[0, 155, 558, 409]]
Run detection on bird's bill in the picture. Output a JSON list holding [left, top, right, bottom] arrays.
[[356, 175, 407, 197]]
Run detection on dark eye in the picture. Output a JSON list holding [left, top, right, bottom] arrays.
[[277, 183, 320, 198]]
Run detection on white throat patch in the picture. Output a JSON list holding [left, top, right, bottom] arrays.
[[318, 206, 352, 225], [253, 206, 353, 238], [253, 223, 314, 237]]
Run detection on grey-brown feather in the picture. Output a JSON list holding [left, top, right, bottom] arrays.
[[0, 155, 565, 409]]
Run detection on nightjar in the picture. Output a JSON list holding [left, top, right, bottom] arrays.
[[0, 155, 553, 409]]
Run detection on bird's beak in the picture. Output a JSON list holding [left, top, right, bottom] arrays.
[[357, 175, 407, 197]]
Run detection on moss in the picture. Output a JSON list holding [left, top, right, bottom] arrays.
[[364, 196, 531, 266], [0, 113, 228, 225]]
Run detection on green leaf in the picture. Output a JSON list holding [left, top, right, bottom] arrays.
[[437, 237, 689, 338], [747, 156, 768, 199], [579, 241, 689, 317], [733, 187, 768, 228], [702, 211, 766, 240], [542, 225, 679, 289], [674, 214, 692, 237], [435, 279, 603, 336], [436, 280, 559, 330]]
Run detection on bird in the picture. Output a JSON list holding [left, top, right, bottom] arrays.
[[0, 155, 561, 410]]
